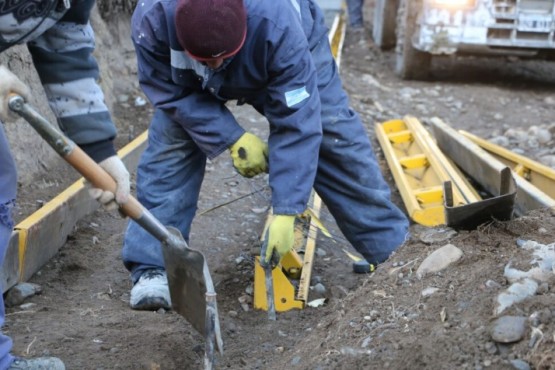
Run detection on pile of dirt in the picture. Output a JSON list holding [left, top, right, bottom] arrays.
[[280, 209, 555, 370]]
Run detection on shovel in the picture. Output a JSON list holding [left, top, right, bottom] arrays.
[[8, 95, 223, 369]]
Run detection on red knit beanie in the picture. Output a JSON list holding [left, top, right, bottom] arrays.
[[175, 0, 247, 61]]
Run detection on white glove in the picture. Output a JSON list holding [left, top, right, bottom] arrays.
[[88, 155, 130, 211], [0, 65, 31, 122]]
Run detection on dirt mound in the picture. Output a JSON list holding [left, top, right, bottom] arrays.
[[281, 209, 555, 370]]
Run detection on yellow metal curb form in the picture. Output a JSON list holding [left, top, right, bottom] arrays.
[[374, 116, 481, 227], [429, 117, 555, 215], [460, 130, 555, 201]]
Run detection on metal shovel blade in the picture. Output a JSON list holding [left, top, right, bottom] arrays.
[[163, 227, 223, 355]]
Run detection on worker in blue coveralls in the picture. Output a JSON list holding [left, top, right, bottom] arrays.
[[0, 1, 130, 369], [124, 0, 409, 311], [346, 0, 365, 29]]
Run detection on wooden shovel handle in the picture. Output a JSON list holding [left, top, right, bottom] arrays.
[[66, 145, 143, 220], [7, 93, 144, 220]]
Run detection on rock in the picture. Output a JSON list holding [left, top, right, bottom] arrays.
[[485, 280, 502, 289], [5, 283, 42, 307], [495, 278, 538, 315], [509, 359, 531, 370], [311, 283, 327, 298], [416, 244, 463, 278], [419, 227, 457, 244], [134, 96, 146, 106], [19, 303, 36, 310], [528, 125, 551, 144], [504, 128, 528, 143], [315, 248, 327, 257], [539, 154, 555, 169], [421, 287, 439, 297], [505, 240, 555, 283], [228, 310, 238, 318], [532, 308, 552, 325], [536, 282, 549, 295], [117, 94, 129, 103], [245, 285, 254, 295], [489, 135, 510, 147], [484, 341, 497, 355], [490, 316, 527, 343]]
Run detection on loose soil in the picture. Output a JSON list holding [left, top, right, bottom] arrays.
[[4, 4, 555, 370]]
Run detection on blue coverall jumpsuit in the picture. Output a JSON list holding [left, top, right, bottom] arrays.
[[0, 1, 118, 367], [124, 0, 409, 283]]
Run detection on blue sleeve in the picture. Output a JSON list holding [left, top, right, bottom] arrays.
[[264, 25, 323, 215], [132, 8, 245, 159], [27, 0, 117, 162]]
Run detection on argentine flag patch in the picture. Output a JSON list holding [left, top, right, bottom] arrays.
[[284, 86, 310, 107]]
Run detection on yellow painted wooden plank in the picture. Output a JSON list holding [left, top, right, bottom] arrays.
[[296, 195, 322, 303], [2, 131, 148, 292]]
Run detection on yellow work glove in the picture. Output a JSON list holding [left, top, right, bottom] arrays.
[[263, 215, 296, 264], [229, 132, 268, 178]]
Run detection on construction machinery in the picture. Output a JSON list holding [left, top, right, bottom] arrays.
[[372, 0, 555, 79]]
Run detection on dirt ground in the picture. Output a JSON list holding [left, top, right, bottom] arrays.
[[4, 4, 555, 370]]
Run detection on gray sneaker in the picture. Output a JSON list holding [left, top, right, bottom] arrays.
[[9, 357, 65, 370], [130, 268, 171, 310]]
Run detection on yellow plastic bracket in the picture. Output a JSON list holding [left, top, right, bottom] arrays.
[[253, 256, 304, 312]]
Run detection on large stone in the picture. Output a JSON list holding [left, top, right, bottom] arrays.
[[4, 282, 42, 307], [491, 316, 527, 343], [416, 244, 463, 278]]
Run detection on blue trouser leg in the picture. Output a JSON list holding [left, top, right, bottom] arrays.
[[122, 110, 206, 283], [311, 37, 409, 264], [0, 222, 15, 370], [346, 0, 364, 27], [0, 124, 15, 369]]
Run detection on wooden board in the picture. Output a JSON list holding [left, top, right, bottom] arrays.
[[1, 131, 148, 292]]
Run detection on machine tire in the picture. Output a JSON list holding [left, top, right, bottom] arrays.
[[395, 0, 431, 80], [372, 0, 400, 50]]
